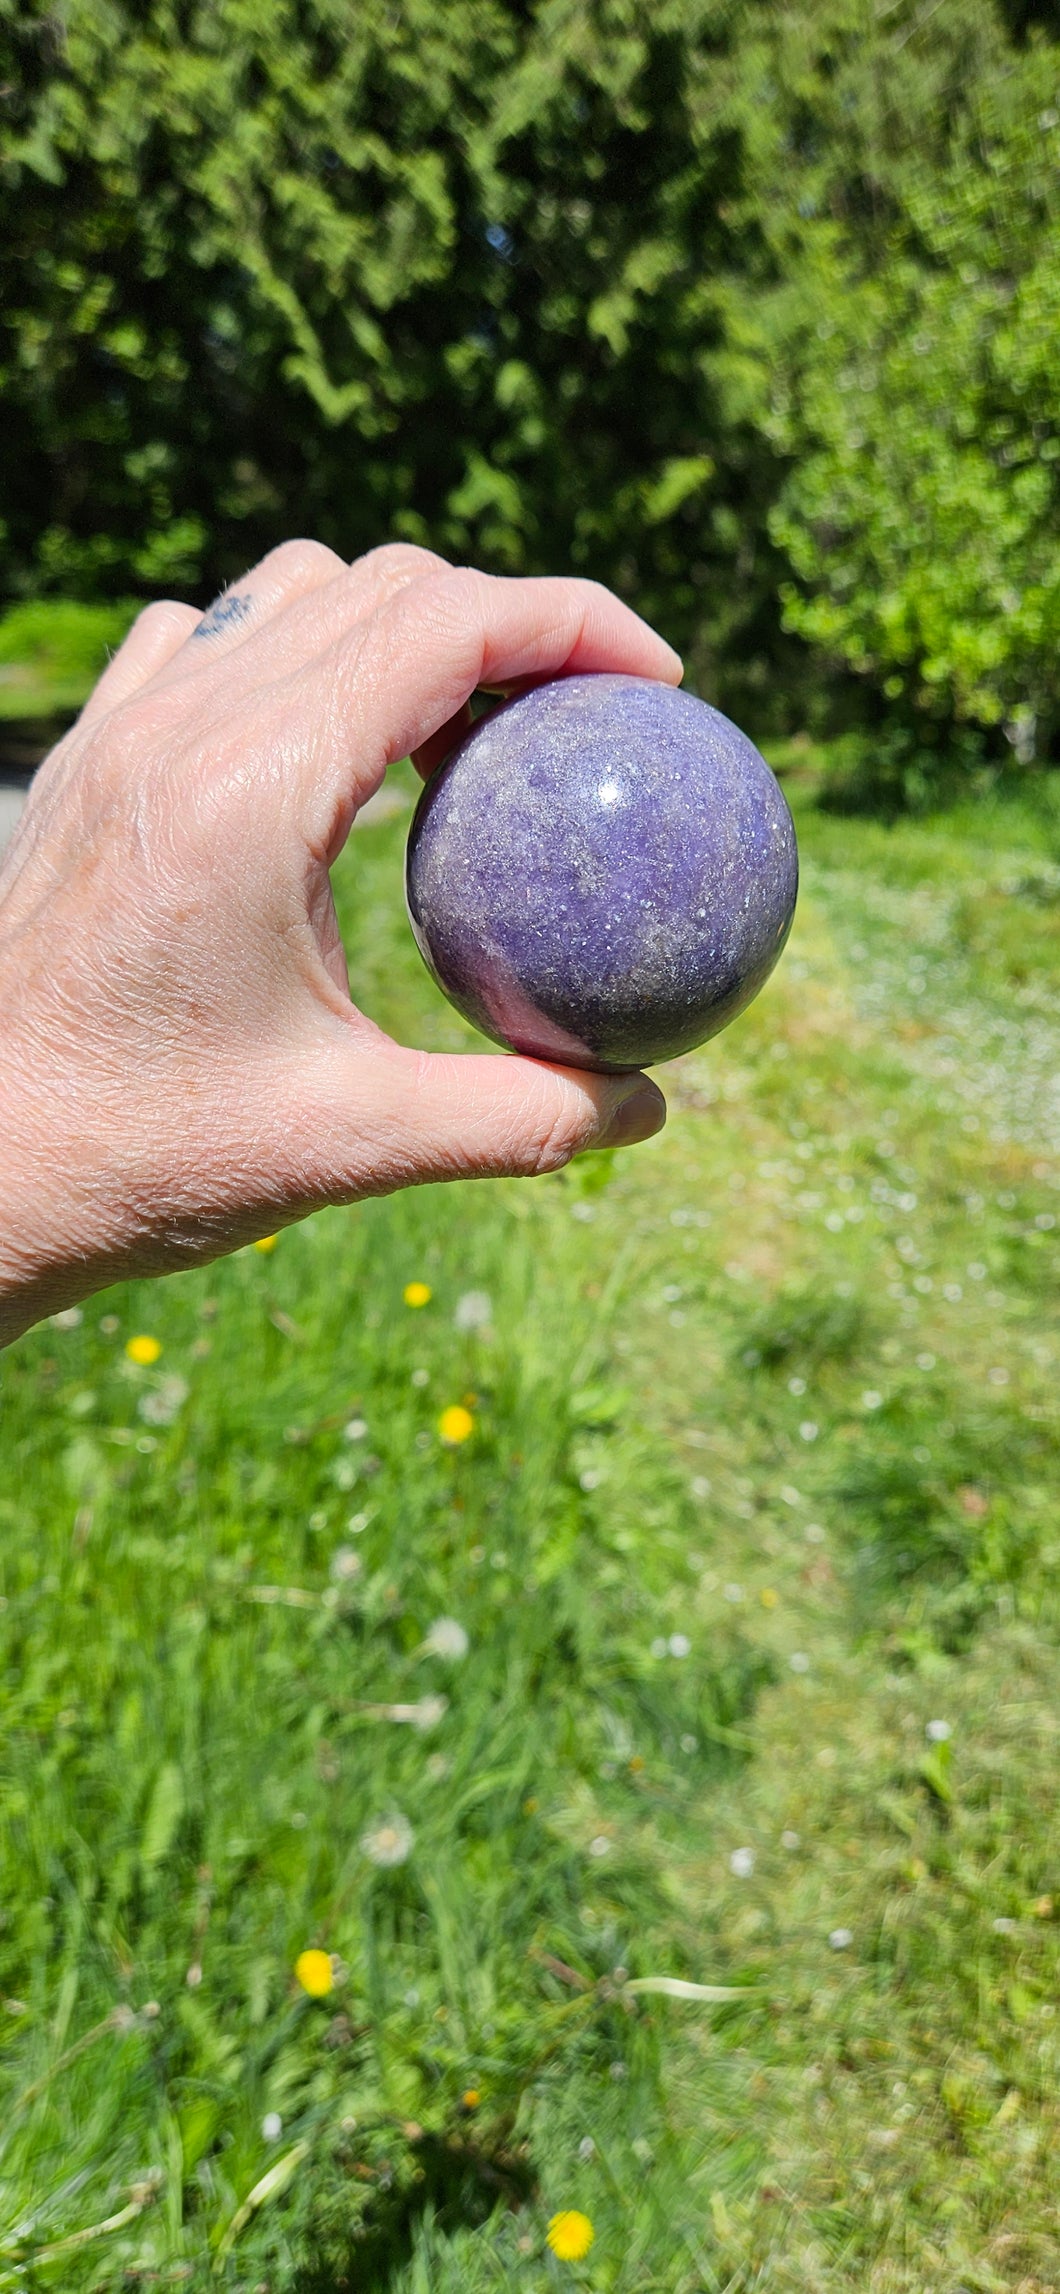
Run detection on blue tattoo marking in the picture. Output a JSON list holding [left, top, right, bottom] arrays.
[[192, 590, 254, 638]]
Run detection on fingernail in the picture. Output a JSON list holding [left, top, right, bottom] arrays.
[[595, 1079, 667, 1151]]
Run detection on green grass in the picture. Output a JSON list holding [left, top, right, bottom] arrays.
[[0, 601, 139, 721], [1, 761, 1059, 2290]]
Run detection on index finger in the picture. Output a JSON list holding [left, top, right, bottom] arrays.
[[305, 568, 683, 811]]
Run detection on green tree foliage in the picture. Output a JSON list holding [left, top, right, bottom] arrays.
[[2, 0, 1060, 765], [749, 11, 1060, 760], [0, 0, 789, 716]]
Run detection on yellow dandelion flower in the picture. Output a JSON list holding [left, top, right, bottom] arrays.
[[461, 2088, 481, 2110], [294, 1948, 334, 1999], [759, 1586, 779, 1609], [438, 1404, 474, 1446], [125, 1334, 162, 1366], [404, 1281, 432, 1308], [547, 2211, 594, 2262], [254, 1234, 279, 1254]]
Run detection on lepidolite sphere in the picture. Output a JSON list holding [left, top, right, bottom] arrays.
[[405, 673, 798, 1073]]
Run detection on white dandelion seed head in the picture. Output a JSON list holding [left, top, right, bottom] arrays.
[[578, 2136, 596, 2160], [780, 1830, 801, 1851], [454, 1290, 493, 1333], [262, 2112, 283, 2142], [925, 1718, 952, 1743], [423, 1617, 469, 1660], [588, 1835, 612, 1858], [789, 1651, 811, 1674], [410, 1696, 449, 1731], [344, 1418, 368, 1442], [361, 1812, 414, 1868], [829, 1928, 853, 1950], [861, 1391, 883, 1412], [650, 1637, 668, 1659], [138, 1375, 189, 1426], [730, 1847, 755, 1879], [330, 1546, 362, 1582], [993, 1916, 1017, 1934]]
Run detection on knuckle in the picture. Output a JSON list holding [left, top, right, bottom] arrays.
[[362, 540, 447, 578], [371, 561, 470, 647], [132, 599, 200, 642], [355, 541, 450, 599], [416, 561, 488, 627], [263, 537, 344, 589], [523, 1086, 593, 1176], [441, 561, 489, 600]]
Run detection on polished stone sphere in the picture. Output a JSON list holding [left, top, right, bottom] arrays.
[[405, 673, 798, 1073]]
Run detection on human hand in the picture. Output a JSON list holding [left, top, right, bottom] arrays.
[[0, 542, 678, 1346]]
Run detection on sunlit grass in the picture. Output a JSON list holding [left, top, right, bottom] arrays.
[[0, 767, 1058, 2289]]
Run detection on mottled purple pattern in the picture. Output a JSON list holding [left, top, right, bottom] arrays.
[[405, 674, 798, 1073]]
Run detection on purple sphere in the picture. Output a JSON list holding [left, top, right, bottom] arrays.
[[405, 674, 798, 1073]]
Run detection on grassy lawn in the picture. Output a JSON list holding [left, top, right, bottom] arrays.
[[1, 757, 1059, 2291]]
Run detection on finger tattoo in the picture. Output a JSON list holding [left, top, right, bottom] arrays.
[[192, 591, 254, 639]]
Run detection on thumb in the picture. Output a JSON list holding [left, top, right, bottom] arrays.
[[305, 1040, 666, 1198]]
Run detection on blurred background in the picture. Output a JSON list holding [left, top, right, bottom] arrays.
[[2, 5, 1060, 2291], [3, 0, 1060, 801]]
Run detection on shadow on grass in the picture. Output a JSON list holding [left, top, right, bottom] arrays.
[[292, 2131, 535, 2292]]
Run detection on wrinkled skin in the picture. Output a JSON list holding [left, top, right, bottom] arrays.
[[0, 543, 675, 1348]]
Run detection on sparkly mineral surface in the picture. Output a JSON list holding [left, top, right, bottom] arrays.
[[404, 673, 798, 1073]]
